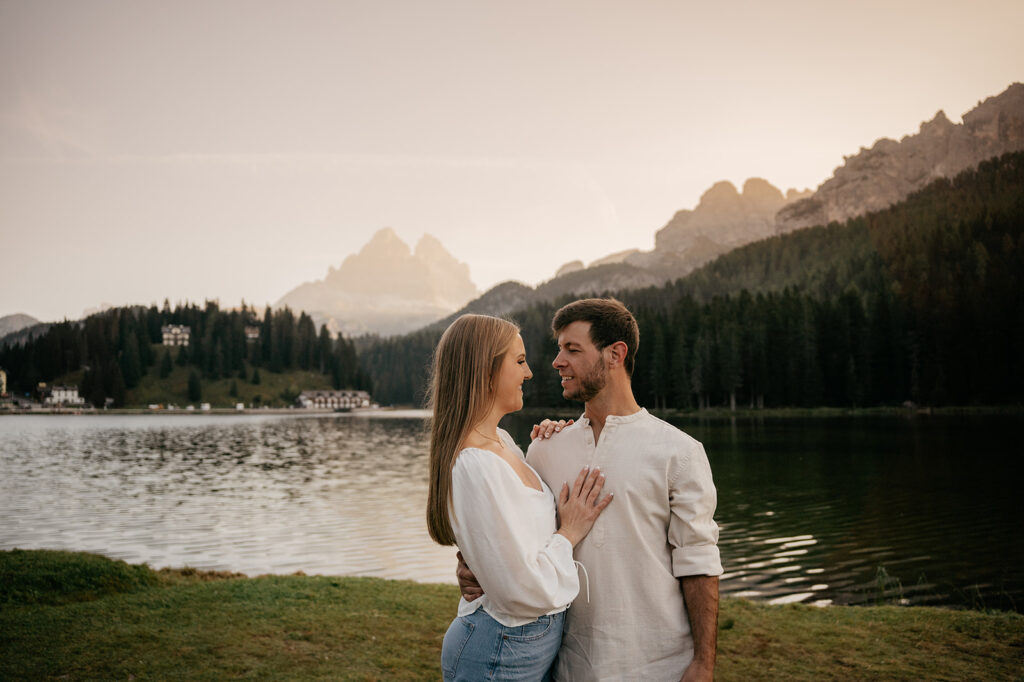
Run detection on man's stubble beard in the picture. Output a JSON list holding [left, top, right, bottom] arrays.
[[566, 355, 607, 403]]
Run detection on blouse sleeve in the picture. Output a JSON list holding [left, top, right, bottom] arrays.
[[451, 449, 579, 619]]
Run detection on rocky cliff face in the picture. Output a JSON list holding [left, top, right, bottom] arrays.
[[654, 178, 796, 252], [437, 83, 1024, 329], [440, 177, 809, 324], [776, 82, 1024, 233], [276, 228, 479, 336], [623, 178, 810, 276]]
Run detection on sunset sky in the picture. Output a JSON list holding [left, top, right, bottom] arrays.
[[2, 0, 1022, 322]]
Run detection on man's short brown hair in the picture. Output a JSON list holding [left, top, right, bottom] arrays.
[[552, 298, 640, 376]]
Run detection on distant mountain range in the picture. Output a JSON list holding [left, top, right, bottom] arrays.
[[9, 84, 1020, 342], [436, 82, 1024, 322], [275, 228, 479, 337], [776, 82, 1024, 232], [0, 314, 46, 347], [0, 314, 39, 338]]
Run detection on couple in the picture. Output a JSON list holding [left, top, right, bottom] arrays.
[[427, 298, 722, 681]]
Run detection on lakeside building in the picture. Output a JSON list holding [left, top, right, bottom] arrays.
[[245, 326, 261, 342], [42, 385, 86, 407], [162, 325, 191, 346], [0, 367, 6, 396], [296, 390, 372, 410]]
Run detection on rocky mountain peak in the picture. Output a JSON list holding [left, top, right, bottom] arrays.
[[742, 178, 786, 204], [0, 313, 42, 340], [415, 233, 460, 269], [360, 227, 411, 260], [436, 83, 1023, 339], [920, 110, 954, 136], [963, 82, 1024, 140], [699, 180, 739, 207], [776, 82, 1024, 233], [276, 229, 478, 336], [652, 177, 795, 254], [555, 260, 585, 278]]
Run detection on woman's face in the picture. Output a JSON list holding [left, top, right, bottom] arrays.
[[492, 334, 533, 414]]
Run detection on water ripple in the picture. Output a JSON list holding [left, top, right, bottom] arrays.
[[2, 412, 1022, 611]]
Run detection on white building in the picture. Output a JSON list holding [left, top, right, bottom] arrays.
[[43, 385, 85, 406], [245, 326, 261, 342], [162, 324, 191, 346], [297, 390, 372, 409]]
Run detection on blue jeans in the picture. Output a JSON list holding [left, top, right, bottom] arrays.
[[441, 608, 565, 681]]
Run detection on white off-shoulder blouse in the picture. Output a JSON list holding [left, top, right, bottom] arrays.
[[449, 429, 580, 627]]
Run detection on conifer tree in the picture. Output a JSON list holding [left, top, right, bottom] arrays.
[[318, 325, 333, 373], [82, 367, 103, 407], [120, 331, 142, 389], [690, 330, 712, 410], [159, 349, 173, 379], [187, 370, 202, 403], [718, 318, 742, 411], [104, 361, 126, 408], [647, 318, 669, 410], [213, 340, 225, 380]]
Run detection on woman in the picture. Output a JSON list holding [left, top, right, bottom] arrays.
[[427, 314, 612, 681]]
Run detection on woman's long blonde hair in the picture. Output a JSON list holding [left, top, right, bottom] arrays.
[[426, 314, 519, 546]]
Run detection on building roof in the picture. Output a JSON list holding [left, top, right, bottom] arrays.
[[298, 389, 371, 398]]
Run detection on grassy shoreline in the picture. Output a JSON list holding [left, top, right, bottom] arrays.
[[2, 550, 1021, 681]]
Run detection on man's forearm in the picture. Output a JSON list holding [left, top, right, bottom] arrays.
[[680, 575, 719, 677]]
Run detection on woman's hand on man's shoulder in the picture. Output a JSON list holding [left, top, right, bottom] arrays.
[[530, 418, 573, 441]]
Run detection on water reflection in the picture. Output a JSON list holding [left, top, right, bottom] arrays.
[[665, 413, 1024, 612], [0, 412, 456, 582], [1, 412, 1022, 611]]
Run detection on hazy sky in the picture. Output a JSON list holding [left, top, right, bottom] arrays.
[[2, 0, 1022, 322]]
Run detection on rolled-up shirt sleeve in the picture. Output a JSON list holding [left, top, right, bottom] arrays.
[[451, 449, 580, 621], [668, 441, 724, 577]]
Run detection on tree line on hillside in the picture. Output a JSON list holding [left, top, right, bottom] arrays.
[[0, 301, 369, 407], [360, 151, 1024, 409]]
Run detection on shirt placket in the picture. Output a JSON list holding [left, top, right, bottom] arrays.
[[585, 421, 612, 547]]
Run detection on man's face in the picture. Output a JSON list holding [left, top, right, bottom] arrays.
[[553, 321, 607, 402]]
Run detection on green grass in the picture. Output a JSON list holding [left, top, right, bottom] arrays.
[[0, 549, 158, 605], [2, 551, 1022, 681]]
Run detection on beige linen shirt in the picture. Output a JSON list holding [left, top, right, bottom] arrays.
[[527, 408, 723, 681]]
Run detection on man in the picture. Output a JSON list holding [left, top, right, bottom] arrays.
[[458, 298, 722, 681]]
